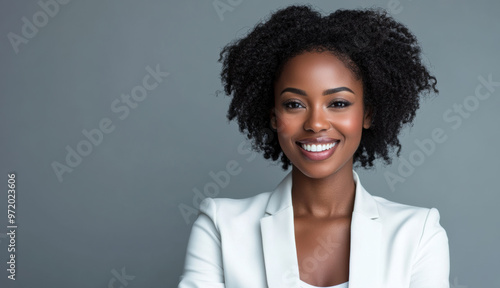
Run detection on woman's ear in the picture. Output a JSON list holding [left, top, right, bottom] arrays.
[[363, 106, 373, 129], [269, 108, 277, 130]]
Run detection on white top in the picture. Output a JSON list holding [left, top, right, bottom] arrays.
[[300, 280, 349, 288]]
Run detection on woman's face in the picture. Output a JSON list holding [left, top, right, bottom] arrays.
[[271, 51, 371, 179]]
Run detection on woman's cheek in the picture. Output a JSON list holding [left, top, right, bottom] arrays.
[[276, 114, 295, 135], [334, 113, 363, 137]]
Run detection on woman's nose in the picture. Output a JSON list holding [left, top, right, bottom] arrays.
[[304, 107, 330, 132]]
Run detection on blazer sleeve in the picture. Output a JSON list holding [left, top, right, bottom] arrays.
[[410, 207, 450, 288], [178, 198, 225, 288]]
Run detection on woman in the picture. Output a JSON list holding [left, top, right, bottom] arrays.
[[178, 5, 449, 288]]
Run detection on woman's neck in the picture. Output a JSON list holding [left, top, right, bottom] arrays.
[[291, 164, 355, 219]]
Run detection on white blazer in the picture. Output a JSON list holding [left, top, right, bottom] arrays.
[[178, 170, 450, 288]]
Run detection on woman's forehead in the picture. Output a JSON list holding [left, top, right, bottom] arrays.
[[275, 52, 361, 88]]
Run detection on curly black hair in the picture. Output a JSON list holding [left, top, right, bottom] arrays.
[[217, 4, 438, 170]]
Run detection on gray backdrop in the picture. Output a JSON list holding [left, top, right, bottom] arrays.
[[1, 0, 499, 287]]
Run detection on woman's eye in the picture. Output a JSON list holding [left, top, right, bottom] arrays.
[[330, 101, 351, 108], [283, 101, 303, 109]]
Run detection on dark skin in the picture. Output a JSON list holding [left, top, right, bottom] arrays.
[[270, 51, 371, 286]]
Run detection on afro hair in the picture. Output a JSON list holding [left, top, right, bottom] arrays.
[[217, 4, 438, 170]]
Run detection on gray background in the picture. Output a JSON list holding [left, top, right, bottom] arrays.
[[1, 0, 499, 287]]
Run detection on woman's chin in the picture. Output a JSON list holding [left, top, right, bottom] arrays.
[[292, 163, 347, 180]]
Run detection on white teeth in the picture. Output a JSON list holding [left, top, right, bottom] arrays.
[[301, 142, 337, 152]]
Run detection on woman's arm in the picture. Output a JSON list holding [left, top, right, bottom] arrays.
[[410, 207, 450, 288], [178, 198, 225, 288]]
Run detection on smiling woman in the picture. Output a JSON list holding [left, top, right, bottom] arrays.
[[178, 4, 449, 288], [271, 51, 370, 180]]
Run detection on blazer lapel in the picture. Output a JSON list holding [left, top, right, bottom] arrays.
[[349, 170, 382, 288], [260, 172, 301, 288], [260, 170, 382, 288]]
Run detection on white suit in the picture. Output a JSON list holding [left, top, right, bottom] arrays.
[[178, 170, 450, 288]]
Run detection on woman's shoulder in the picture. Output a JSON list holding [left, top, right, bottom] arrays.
[[354, 170, 441, 225], [201, 190, 272, 209], [369, 194, 444, 231], [197, 191, 273, 225], [371, 193, 434, 213]]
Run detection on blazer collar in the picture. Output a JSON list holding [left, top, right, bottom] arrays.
[[260, 170, 382, 288]]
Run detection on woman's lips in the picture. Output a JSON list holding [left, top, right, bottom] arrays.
[[296, 137, 338, 144], [296, 140, 339, 161]]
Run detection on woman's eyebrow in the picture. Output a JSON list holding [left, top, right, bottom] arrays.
[[280, 86, 355, 96]]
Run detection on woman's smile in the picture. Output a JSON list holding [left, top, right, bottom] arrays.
[[271, 51, 371, 179], [296, 137, 340, 161]]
